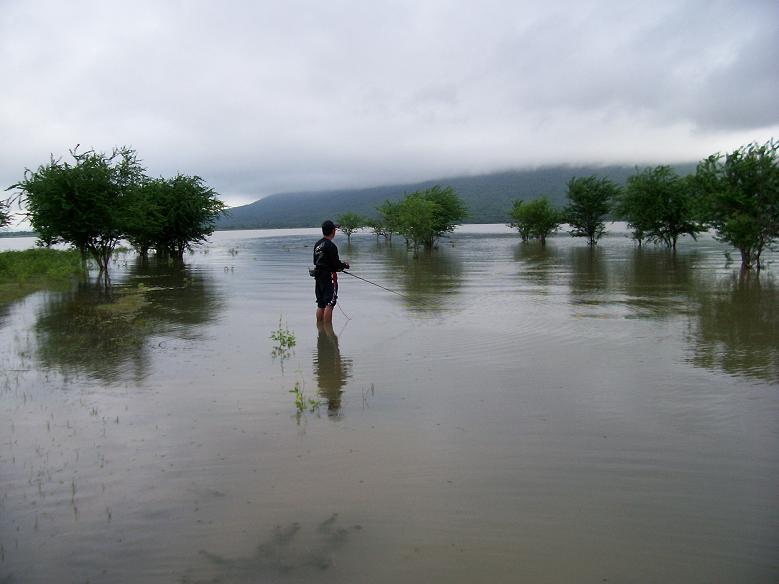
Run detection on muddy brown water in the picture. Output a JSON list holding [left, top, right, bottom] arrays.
[[1, 225, 777, 583]]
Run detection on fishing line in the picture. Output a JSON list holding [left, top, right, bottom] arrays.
[[337, 302, 352, 320], [341, 270, 414, 300], [336, 317, 350, 337]]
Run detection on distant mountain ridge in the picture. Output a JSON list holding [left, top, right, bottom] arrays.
[[216, 163, 696, 229]]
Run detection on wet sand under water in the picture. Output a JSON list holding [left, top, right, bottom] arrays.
[[1, 225, 778, 583]]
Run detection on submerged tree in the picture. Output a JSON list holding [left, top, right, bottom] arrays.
[[508, 200, 531, 242], [694, 140, 779, 270], [335, 212, 366, 243], [366, 218, 386, 241], [509, 196, 561, 246], [396, 194, 438, 253], [122, 178, 166, 259], [153, 174, 226, 259], [389, 185, 467, 252], [565, 175, 620, 245], [617, 166, 703, 249], [376, 200, 402, 241], [123, 174, 225, 259], [9, 146, 227, 280], [423, 185, 468, 245], [10, 146, 144, 285]]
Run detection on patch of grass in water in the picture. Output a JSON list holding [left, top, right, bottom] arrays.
[[0, 249, 84, 302]]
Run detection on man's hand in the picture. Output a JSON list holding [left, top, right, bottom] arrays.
[[344, 262, 350, 270]]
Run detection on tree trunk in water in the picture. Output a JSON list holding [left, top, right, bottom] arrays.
[[740, 247, 753, 270], [92, 253, 111, 287]]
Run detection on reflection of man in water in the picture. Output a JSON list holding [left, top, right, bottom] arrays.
[[314, 322, 352, 416]]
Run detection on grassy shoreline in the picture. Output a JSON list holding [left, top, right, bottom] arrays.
[[0, 248, 85, 302]]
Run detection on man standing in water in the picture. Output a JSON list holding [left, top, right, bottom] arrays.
[[313, 220, 349, 323]]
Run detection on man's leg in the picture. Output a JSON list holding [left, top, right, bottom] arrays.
[[315, 278, 325, 322], [323, 273, 338, 324]]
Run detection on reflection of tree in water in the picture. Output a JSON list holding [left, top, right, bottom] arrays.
[[689, 272, 779, 384], [313, 324, 352, 417], [568, 246, 610, 303], [128, 258, 222, 335], [513, 242, 563, 287], [34, 258, 222, 384], [0, 301, 11, 328], [615, 248, 700, 318], [380, 243, 462, 312], [184, 514, 362, 583]]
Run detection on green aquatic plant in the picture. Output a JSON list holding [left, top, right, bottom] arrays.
[[270, 316, 296, 348], [270, 316, 296, 360], [290, 381, 322, 414]]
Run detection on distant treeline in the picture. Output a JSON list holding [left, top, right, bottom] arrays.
[[0, 231, 37, 238], [335, 140, 778, 271], [4, 146, 225, 285]]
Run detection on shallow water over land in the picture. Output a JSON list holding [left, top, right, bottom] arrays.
[[1, 226, 778, 583]]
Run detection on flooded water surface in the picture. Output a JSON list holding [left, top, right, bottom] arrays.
[[1, 226, 777, 583]]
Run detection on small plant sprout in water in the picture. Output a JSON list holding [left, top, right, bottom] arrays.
[[290, 381, 323, 416], [270, 315, 296, 360]]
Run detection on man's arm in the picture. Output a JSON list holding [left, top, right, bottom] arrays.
[[328, 242, 349, 271]]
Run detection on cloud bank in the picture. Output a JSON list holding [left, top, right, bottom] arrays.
[[1, 0, 776, 207]]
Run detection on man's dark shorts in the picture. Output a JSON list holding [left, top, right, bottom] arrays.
[[315, 273, 338, 308]]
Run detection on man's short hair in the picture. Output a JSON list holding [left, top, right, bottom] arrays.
[[322, 220, 336, 236]]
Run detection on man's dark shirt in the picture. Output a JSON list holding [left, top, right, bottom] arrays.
[[313, 237, 347, 277]]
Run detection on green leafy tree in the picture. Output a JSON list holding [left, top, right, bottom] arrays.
[[388, 185, 467, 252], [10, 146, 144, 284], [153, 174, 226, 260], [122, 178, 166, 258], [335, 212, 366, 243], [617, 166, 703, 249], [395, 195, 437, 253], [423, 185, 468, 246], [694, 140, 779, 270], [565, 175, 620, 245], [377, 200, 402, 241], [508, 200, 531, 242], [388, 185, 467, 251], [509, 196, 561, 245]]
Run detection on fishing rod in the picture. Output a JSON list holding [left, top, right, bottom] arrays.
[[341, 270, 414, 300]]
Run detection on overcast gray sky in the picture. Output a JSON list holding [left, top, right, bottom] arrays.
[[1, 0, 777, 208]]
